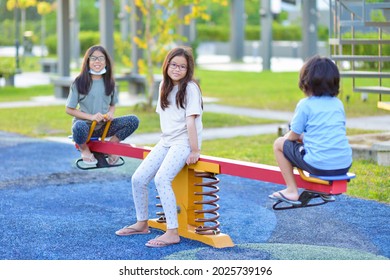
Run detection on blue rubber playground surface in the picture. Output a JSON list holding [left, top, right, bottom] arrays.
[[0, 131, 389, 260]]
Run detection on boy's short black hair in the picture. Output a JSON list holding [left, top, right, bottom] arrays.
[[299, 55, 340, 97]]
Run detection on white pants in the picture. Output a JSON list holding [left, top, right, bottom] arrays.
[[131, 140, 190, 229]]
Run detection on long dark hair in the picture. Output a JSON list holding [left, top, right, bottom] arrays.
[[74, 45, 115, 96], [160, 46, 202, 110]]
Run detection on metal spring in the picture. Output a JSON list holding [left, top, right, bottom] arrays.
[[194, 171, 221, 235], [155, 195, 166, 223]]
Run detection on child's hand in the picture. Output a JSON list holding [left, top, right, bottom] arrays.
[[91, 113, 106, 122], [186, 150, 200, 165], [104, 112, 114, 121]]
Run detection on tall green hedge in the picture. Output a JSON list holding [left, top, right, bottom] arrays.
[[196, 23, 329, 42], [45, 31, 100, 55], [45, 31, 131, 68]]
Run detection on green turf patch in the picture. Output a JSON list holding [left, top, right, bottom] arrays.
[[164, 243, 389, 260]]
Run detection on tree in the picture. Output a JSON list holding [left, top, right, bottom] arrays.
[[37, 1, 54, 57], [6, 0, 37, 39], [131, 0, 227, 110]]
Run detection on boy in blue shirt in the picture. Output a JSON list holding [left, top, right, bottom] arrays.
[[270, 55, 352, 205]]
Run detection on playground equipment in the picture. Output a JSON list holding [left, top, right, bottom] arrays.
[[77, 137, 355, 248], [72, 118, 124, 170], [329, 0, 390, 111], [269, 169, 356, 210]]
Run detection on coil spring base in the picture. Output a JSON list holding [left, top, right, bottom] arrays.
[[155, 197, 167, 223], [194, 171, 221, 235], [154, 172, 221, 235], [148, 162, 234, 248]]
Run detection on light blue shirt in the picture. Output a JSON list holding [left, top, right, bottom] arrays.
[[290, 96, 352, 170]]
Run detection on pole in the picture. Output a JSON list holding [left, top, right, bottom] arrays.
[[70, 0, 80, 67], [302, 0, 318, 59], [230, 0, 245, 62], [14, 4, 21, 73], [260, 0, 272, 71], [99, 0, 114, 60], [119, 0, 130, 41]]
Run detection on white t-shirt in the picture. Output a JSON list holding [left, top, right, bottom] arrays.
[[156, 81, 203, 147]]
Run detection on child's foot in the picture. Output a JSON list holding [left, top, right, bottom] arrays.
[[107, 155, 120, 165], [115, 224, 150, 236], [81, 153, 97, 165], [269, 191, 301, 206], [320, 194, 336, 202], [145, 233, 180, 248], [272, 190, 299, 201]]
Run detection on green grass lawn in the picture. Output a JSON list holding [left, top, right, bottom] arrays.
[[0, 105, 275, 137], [0, 68, 389, 203], [196, 70, 390, 118], [0, 84, 53, 102]]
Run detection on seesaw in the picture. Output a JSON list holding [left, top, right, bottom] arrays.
[[72, 133, 355, 248]]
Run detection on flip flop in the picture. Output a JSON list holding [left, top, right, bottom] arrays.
[[145, 238, 180, 248], [269, 191, 302, 206], [115, 226, 150, 236], [81, 154, 98, 165], [108, 155, 120, 165], [320, 194, 336, 202]]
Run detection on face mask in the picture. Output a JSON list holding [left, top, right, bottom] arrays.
[[89, 67, 107, 75]]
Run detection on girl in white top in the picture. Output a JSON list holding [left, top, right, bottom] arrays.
[[116, 47, 203, 248]]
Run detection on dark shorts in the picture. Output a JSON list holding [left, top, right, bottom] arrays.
[[283, 140, 351, 176]]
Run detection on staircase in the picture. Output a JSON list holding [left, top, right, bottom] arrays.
[[329, 0, 390, 111]]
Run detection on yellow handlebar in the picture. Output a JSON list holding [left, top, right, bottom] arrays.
[[86, 114, 111, 143], [101, 119, 112, 141], [86, 121, 97, 143]]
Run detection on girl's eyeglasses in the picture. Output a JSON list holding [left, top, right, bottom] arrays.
[[169, 62, 187, 71], [90, 56, 106, 62]]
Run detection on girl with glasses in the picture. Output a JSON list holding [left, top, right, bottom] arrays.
[[116, 46, 203, 248], [66, 45, 139, 165]]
